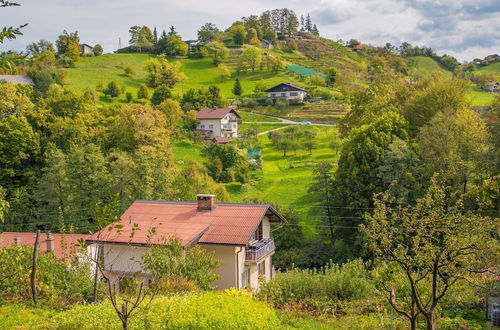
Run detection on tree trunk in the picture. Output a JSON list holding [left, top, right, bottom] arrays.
[[425, 311, 437, 330], [410, 317, 417, 330]]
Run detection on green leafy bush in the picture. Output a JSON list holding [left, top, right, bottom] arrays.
[[55, 292, 282, 329], [258, 259, 373, 312]]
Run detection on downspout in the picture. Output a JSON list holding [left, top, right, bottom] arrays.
[[236, 247, 243, 289]]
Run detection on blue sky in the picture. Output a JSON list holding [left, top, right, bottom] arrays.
[[0, 0, 498, 61]]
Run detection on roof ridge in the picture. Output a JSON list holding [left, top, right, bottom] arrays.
[[134, 200, 270, 207]]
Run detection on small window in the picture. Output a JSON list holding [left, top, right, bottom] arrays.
[[242, 268, 250, 288], [290, 92, 298, 96], [258, 261, 266, 277], [200, 124, 205, 129], [280, 93, 286, 97], [209, 124, 214, 129], [270, 93, 276, 97], [233, 124, 236, 129]]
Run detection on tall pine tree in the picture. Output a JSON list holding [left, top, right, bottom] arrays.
[[232, 78, 243, 97]]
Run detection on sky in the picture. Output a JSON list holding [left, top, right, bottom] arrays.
[[0, 0, 498, 61]]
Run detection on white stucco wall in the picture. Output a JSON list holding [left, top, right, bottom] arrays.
[[102, 244, 148, 275], [267, 90, 305, 101], [199, 244, 242, 290], [197, 119, 222, 137]]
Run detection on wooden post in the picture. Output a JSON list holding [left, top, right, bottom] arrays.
[[93, 245, 101, 303], [30, 229, 40, 305]]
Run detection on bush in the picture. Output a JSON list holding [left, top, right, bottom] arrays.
[[257, 259, 373, 312], [54, 292, 282, 329]]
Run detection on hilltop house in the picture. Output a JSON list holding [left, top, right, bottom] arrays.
[[87, 194, 287, 290], [0, 232, 94, 262], [0, 75, 35, 86], [80, 44, 94, 56], [196, 108, 240, 139], [266, 83, 307, 101]]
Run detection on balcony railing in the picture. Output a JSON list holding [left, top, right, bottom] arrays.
[[245, 238, 275, 264], [221, 125, 234, 131]]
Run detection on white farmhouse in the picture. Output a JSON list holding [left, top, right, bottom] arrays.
[[196, 108, 240, 139], [266, 83, 307, 101]]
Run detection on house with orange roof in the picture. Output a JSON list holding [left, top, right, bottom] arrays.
[[0, 231, 94, 262], [196, 108, 240, 139], [87, 194, 287, 290]]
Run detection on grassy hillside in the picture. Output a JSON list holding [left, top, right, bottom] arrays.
[[477, 62, 500, 73], [406, 56, 452, 79], [226, 126, 339, 236], [64, 53, 304, 100]]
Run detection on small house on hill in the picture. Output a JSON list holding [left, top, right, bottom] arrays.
[[196, 108, 240, 139], [351, 45, 362, 52], [261, 40, 274, 50], [80, 44, 94, 56], [213, 136, 229, 144], [87, 194, 287, 290], [266, 83, 307, 101], [0, 75, 35, 86]]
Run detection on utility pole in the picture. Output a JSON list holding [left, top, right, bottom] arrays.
[[31, 230, 40, 305]]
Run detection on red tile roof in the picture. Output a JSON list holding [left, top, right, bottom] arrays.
[[88, 201, 286, 247], [213, 137, 229, 144], [0, 232, 89, 260], [197, 108, 240, 120]]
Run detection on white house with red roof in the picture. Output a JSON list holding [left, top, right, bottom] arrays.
[[196, 108, 240, 139], [87, 194, 286, 291]]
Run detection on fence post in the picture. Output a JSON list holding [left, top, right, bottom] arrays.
[[31, 229, 40, 305]]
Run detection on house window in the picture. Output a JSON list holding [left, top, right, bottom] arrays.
[[209, 124, 214, 129], [233, 124, 236, 129], [290, 92, 298, 96], [258, 261, 266, 277], [280, 93, 286, 97], [242, 268, 250, 288], [200, 124, 205, 129], [270, 93, 276, 97], [250, 222, 263, 242]]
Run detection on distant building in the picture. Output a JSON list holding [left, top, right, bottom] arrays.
[[212, 136, 229, 144], [80, 43, 94, 56], [0, 75, 35, 86], [265, 83, 307, 101], [196, 108, 240, 139], [352, 45, 362, 52], [261, 40, 274, 50], [484, 82, 500, 92]]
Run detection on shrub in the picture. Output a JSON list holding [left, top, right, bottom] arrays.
[[55, 292, 282, 329], [258, 259, 373, 312], [123, 65, 135, 76], [137, 85, 149, 99]]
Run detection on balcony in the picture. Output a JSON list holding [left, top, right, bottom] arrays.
[[221, 125, 234, 131], [245, 238, 275, 264]]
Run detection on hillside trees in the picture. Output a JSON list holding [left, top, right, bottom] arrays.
[[204, 41, 229, 65], [129, 25, 154, 52], [163, 34, 188, 56], [144, 56, 186, 88], [363, 181, 498, 330], [197, 22, 220, 43], [93, 44, 103, 56], [229, 23, 246, 45], [240, 46, 262, 72], [232, 78, 243, 97], [55, 30, 80, 62], [204, 143, 249, 183]]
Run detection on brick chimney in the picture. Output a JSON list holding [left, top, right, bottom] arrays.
[[197, 194, 215, 211], [13, 236, 20, 246], [46, 232, 54, 253]]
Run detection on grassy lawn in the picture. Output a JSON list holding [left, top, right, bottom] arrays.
[[64, 53, 304, 102], [172, 138, 206, 167], [477, 62, 500, 73], [239, 111, 282, 122], [227, 126, 339, 236], [239, 123, 291, 134], [467, 86, 495, 106], [406, 56, 452, 79]]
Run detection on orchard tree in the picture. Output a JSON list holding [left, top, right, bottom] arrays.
[[363, 180, 498, 330], [93, 44, 103, 56], [137, 85, 149, 100], [302, 129, 317, 155], [104, 81, 121, 98], [218, 64, 231, 82], [204, 41, 228, 65], [241, 46, 261, 72]]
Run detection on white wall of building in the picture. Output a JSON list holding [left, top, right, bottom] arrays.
[[267, 90, 305, 101], [197, 113, 238, 138]]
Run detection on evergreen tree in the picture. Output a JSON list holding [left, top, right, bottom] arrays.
[[312, 24, 319, 36], [300, 15, 305, 31], [137, 85, 149, 99], [305, 14, 312, 32], [153, 27, 158, 44], [232, 78, 243, 97], [168, 25, 177, 37]]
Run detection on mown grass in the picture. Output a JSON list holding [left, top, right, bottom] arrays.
[[227, 125, 339, 236], [239, 123, 291, 134], [406, 56, 452, 79], [172, 138, 206, 167], [64, 54, 304, 101], [476, 62, 500, 73], [467, 87, 495, 106], [239, 111, 282, 122]]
